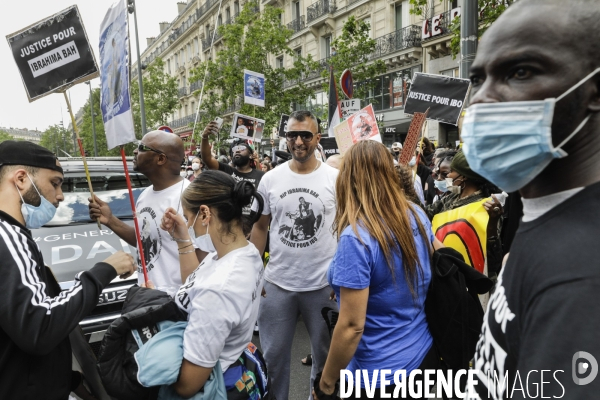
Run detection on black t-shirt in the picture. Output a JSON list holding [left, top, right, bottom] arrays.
[[472, 181, 600, 399], [218, 162, 265, 193]]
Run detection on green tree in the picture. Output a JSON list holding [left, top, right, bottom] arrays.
[[409, 0, 515, 58], [131, 57, 179, 132], [0, 130, 14, 144], [40, 125, 74, 156], [188, 2, 319, 141], [319, 16, 387, 118], [77, 88, 138, 157]]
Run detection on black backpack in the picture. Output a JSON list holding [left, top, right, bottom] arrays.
[[425, 247, 494, 371]]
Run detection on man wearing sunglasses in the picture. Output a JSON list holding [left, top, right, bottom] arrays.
[[89, 130, 204, 292], [250, 110, 339, 400], [200, 123, 265, 234]]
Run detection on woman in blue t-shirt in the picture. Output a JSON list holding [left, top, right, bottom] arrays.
[[315, 141, 443, 400]]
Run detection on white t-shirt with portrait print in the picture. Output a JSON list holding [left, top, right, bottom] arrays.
[[135, 178, 190, 290], [174, 243, 264, 372], [253, 161, 339, 291]]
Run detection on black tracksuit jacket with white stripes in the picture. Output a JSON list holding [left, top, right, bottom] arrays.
[[0, 211, 117, 400]]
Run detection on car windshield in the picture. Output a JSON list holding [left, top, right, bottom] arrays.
[[46, 173, 151, 227]]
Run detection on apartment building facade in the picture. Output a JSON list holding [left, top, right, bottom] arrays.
[[133, 0, 464, 146]]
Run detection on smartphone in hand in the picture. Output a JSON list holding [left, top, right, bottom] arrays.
[[214, 117, 224, 129]]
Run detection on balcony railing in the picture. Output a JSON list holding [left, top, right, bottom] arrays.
[[201, 36, 213, 51], [197, 0, 219, 19], [170, 114, 197, 129], [370, 24, 421, 59], [190, 80, 202, 92], [307, 0, 336, 23], [178, 87, 189, 97], [287, 16, 306, 34], [422, 9, 456, 41], [304, 55, 331, 80]]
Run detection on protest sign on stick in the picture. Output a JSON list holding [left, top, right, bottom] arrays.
[[231, 113, 266, 140], [339, 99, 361, 119], [333, 104, 381, 155], [244, 70, 265, 107], [404, 72, 470, 125], [399, 109, 429, 165], [6, 5, 99, 102], [278, 114, 290, 138], [99, 0, 136, 149]]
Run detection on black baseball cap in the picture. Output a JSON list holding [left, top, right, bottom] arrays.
[[0, 141, 63, 174]]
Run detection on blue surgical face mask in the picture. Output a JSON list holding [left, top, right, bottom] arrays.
[[461, 68, 600, 193], [434, 178, 448, 193], [408, 156, 417, 167], [16, 174, 57, 229], [188, 211, 216, 253]]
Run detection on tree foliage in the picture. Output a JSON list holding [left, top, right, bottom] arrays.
[[131, 57, 179, 132], [409, 0, 516, 58], [40, 125, 74, 156], [188, 2, 319, 141], [0, 131, 14, 144], [320, 16, 387, 116]]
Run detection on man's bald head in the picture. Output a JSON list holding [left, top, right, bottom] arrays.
[[143, 130, 185, 163]]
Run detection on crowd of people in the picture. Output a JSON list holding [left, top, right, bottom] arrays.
[[1, 0, 600, 398]]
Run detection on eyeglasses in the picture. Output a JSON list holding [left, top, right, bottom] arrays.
[[232, 145, 247, 153], [286, 131, 315, 142], [137, 142, 167, 158]]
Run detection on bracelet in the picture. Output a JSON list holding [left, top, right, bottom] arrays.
[[179, 249, 195, 255], [178, 243, 193, 250], [171, 236, 192, 243]]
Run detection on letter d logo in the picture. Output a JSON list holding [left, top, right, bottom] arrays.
[[572, 351, 598, 385]]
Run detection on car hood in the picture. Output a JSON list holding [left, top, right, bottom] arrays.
[[32, 222, 138, 285]]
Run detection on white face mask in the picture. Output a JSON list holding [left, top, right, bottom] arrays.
[[192, 163, 201, 171], [180, 171, 186, 177], [445, 177, 462, 195], [188, 211, 216, 253]]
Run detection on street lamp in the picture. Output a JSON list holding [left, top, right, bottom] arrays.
[[85, 81, 98, 157], [128, 0, 148, 135]]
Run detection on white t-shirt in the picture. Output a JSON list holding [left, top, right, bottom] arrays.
[[135, 178, 190, 290], [174, 243, 264, 371], [254, 161, 338, 291]]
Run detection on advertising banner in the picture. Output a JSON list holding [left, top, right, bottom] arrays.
[[6, 5, 99, 102], [99, 0, 136, 149], [404, 72, 470, 125]]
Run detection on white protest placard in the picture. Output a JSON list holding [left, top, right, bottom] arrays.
[[6, 5, 99, 102], [231, 113, 266, 140], [244, 70, 265, 107], [340, 99, 361, 119], [99, 0, 136, 149]]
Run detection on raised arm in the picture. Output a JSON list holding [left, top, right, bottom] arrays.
[[200, 122, 220, 170]]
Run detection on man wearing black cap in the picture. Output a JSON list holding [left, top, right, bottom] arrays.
[[0, 141, 136, 399], [201, 122, 265, 233]]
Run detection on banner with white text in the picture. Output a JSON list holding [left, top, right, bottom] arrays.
[[6, 5, 99, 102]]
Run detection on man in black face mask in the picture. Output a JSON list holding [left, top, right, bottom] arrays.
[[201, 122, 265, 233], [391, 142, 402, 161]]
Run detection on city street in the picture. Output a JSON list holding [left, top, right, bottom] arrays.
[[254, 318, 313, 400]]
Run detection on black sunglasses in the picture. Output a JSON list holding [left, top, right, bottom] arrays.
[[286, 130, 315, 142], [137, 142, 167, 158]]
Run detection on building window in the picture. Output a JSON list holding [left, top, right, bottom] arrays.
[[440, 68, 459, 77], [187, 43, 192, 61], [292, 0, 301, 20], [194, 38, 199, 55], [175, 52, 179, 69], [363, 17, 372, 37], [226, 7, 231, 22], [295, 47, 302, 61], [218, 14, 223, 26], [167, 59, 171, 74], [323, 36, 331, 58], [395, 4, 402, 31], [234, 1, 239, 15], [276, 56, 284, 68]]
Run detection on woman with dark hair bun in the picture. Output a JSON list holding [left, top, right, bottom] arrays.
[[158, 170, 269, 399]]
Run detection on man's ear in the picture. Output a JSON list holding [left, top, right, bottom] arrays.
[[13, 169, 30, 190], [156, 153, 169, 166], [316, 133, 322, 144]]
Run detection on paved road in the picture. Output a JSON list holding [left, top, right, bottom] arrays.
[[253, 318, 314, 400]]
